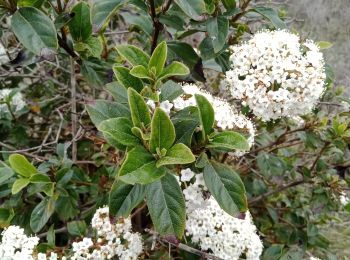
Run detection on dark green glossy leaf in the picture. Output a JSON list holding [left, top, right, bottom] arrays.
[[174, 0, 206, 20], [68, 2, 92, 42], [207, 131, 249, 151], [11, 7, 58, 55], [119, 146, 165, 184], [250, 7, 286, 29], [203, 161, 247, 215], [146, 173, 186, 238], [67, 220, 87, 236], [98, 117, 140, 146], [86, 100, 130, 127], [195, 94, 214, 140], [0, 167, 15, 185], [105, 82, 129, 104], [91, 0, 125, 30], [109, 181, 146, 217], [30, 197, 56, 232], [159, 80, 184, 102], [206, 16, 229, 53]]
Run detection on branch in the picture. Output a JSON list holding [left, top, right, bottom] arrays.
[[70, 57, 77, 162], [149, 0, 165, 53], [231, 0, 252, 24], [249, 178, 304, 205]]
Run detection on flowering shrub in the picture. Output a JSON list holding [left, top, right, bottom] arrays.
[[0, 0, 349, 259]]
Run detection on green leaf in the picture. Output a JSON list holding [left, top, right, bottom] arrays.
[[115, 44, 150, 67], [30, 173, 51, 183], [0, 208, 14, 228], [67, 220, 87, 236], [18, 0, 45, 8], [203, 161, 247, 215], [174, 0, 206, 21], [91, 0, 125, 30], [167, 41, 205, 82], [30, 197, 56, 233], [68, 2, 92, 42], [105, 82, 128, 104], [195, 94, 214, 140], [86, 100, 130, 127], [156, 143, 195, 167], [207, 131, 249, 151], [317, 41, 333, 50], [159, 81, 184, 102], [257, 152, 286, 177], [98, 118, 140, 146], [221, 0, 236, 10], [150, 108, 176, 153], [250, 7, 286, 29], [148, 41, 167, 77], [46, 225, 55, 246], [83, 36, 103, 57], [11, 7, 58, 55], [11, 178, 30, 194], [146, 173, 186, 238], [158, 61, 190, 81], [9, 154, 37, 177], [0, 167, 15, 185], [119, 146, 166, 184], [130, 65, 153, 80], [206, 16, 229, 53], [128, 88, 151, 128], [113, 66, 144, 92], [109, 181, 146, 217]]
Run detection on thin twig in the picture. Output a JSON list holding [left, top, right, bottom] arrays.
[[70, 57, 77, 163]]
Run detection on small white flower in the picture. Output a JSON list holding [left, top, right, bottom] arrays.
[[180, 168, 195, 182]]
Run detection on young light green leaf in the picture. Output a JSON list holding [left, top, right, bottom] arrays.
[[128, 88, 151, 128], [250, 7, 286, 29], [158, 61, 190, 81], [317, 41, 333, 50], [113, 66, 144, 92], [195, 94, 214, 140], [9, 154, 37, 178], [203, 161, 247, 215], [11, 178, 30, 194], [119, 146, 165, 184], [156, 143, 195, 168], [206, 16, 229, 53], [91, 0, 125, 30], [98, 118, 140, 146], [30, 197, 56, 233], [109, 181, 146, 217], [149, 41, 167, 76], [30, 173, 51, 183], [146, 173, 186, 238], [207, 131, 249, 151], [115, 44, 150, 67], [86, 100, 130, 127], [11, 7, 58, 55], [150, 108, 175, 153], [68, 2, 92, 42], [221, 0, 236, 10], [130, 65, 153, 80]]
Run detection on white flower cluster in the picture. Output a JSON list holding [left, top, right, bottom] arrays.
[[0, 88, 26, 115], [0, 225, 39, 260], [71, 206, 143, 260], [173, 84, 255, 148], [220, 30, 326, 121], [181, 169, 263, 260], [339, 192, 350, 206]]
